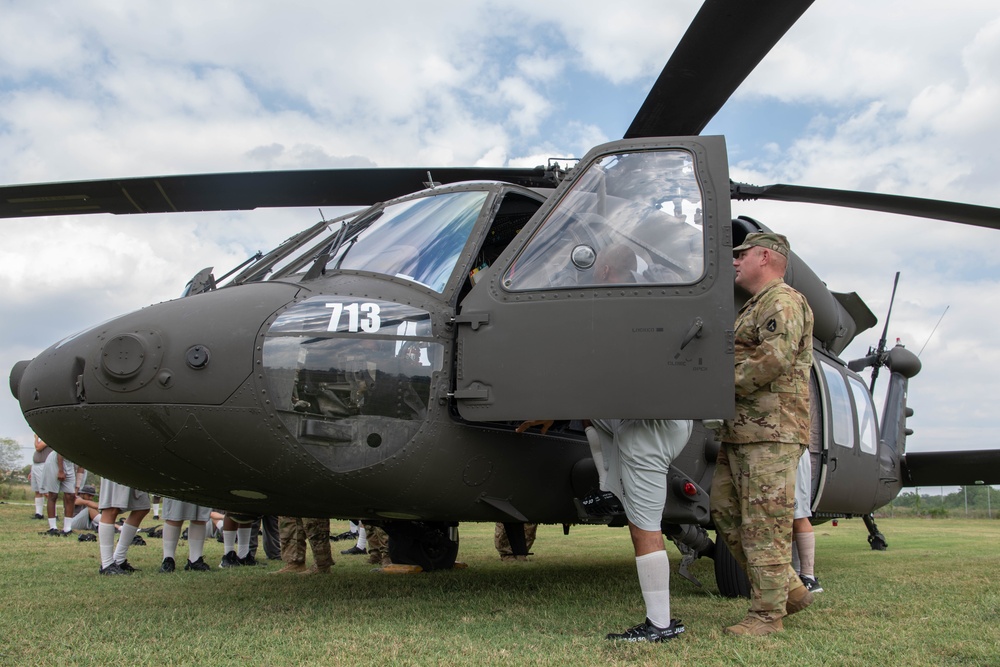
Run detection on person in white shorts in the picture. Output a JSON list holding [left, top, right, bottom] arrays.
[[69, 484, 101, 531], [792, 450, 822, 592], [38, 447, 77, 536], [30, 435, 52, 520], [518, 245, 693, 644], [159, 497, 212, 573], [97, 480, 150, 575]]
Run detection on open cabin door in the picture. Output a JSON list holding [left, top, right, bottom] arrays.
[[454, 137, 735, 421]]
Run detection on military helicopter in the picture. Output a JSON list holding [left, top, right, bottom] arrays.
[[5, 0, 1000, 595]]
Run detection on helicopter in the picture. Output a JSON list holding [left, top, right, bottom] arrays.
[[5, 0, 1000, 594]]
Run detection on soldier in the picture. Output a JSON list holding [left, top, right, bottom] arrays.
[[365, 524, 392, 568], [494, 523, 537, 562], [710, 232, 815, 636], [272, 516, 334, 574]]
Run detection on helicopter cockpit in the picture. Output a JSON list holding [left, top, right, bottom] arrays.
[[503, 150, 705, 290]]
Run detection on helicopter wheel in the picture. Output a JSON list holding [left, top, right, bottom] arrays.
[[712, 532, 751, 599], [385, 521, 460, 572]]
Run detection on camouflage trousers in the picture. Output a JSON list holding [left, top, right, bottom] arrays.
[[366, 524, 391, 566], [278, 516, 333, 569], [494, 522, 537, 561], [710, 441, 805, 621]]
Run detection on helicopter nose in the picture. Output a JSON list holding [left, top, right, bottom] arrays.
[[15, 281, 302, 425]]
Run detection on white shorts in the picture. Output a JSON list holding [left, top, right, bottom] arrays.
[[793, 449, 812, 520], [98, 480, 151, 511], [69, 508, 99, 531], [30, 458, 48, 493], [163, 497, 212, 522], [590, 419, 693, 532], [39, 454, 76, 495]]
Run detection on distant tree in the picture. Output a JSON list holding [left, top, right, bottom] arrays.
[[0, 437, 22, 483]]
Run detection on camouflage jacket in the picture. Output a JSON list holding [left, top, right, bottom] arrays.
[[720, 278, 814, 445]]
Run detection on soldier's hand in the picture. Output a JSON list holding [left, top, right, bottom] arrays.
[[516, 420, 554, 434]]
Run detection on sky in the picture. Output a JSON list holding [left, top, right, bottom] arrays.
[[2, 0, 1000, 471]]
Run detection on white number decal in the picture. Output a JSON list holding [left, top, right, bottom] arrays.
[[326, 302, 381, 333]]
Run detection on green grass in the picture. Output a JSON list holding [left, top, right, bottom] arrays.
[[1, 500, 998, 667]]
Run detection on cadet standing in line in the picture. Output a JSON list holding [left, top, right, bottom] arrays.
[[710, 232, 815, 636], [272, 516, 334, 574]]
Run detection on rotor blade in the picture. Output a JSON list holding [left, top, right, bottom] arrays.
[[0, 167, 558, 219], [625, 0, 814, 139], [903, 450, 1000, 486], [731, 182, 1000, 230]]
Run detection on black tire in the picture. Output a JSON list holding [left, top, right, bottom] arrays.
[[713, 532, 751, 598], [385, 521, 459, 572]]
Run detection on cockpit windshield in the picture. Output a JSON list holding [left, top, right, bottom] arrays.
[[296, 190, 490, 292], [502, 149, 704, 290]]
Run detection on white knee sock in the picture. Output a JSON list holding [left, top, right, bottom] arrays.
[[187, 522, 207, 562], [636, 550, 672, 628], [795, 531, 816, 578], [35, 497, 44, 515], [236, 527, 251, 558], [115, 523, 138, 564], [162, 523, 180, 560], [356, 525, 368, 550], [99, 522, 117, 568]]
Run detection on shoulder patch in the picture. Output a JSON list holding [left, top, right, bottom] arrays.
[[766, 318, 777, 332]]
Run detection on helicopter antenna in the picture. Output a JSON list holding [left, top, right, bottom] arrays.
[[917, 305, 949, 357], [868, 271, 900, 394]]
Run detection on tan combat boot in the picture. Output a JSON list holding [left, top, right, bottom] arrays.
[[786, 584, 814, 615], [298, 563, 332, 574], [723, 615, 784, 636], [271, 561, 307, 574]]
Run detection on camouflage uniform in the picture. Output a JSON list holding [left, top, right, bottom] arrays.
[[278, 516, 334, 570], [494, 522, 537, 561], [711, 276, 813, 622], [365, 524, 392, 567]]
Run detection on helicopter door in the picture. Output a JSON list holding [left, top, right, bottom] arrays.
[[454, 138, 735, 420], [814, 359, 880, 514]]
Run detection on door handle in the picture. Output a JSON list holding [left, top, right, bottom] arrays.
[[680, 317, 704, 350]]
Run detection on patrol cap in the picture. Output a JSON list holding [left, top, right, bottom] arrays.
[[733, 232, 790, 257], [79, 484, 97, 496]]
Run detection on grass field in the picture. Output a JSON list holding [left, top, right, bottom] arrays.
[[1, 500, 998, 667]]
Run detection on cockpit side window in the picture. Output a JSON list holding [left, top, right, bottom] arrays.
[[502, 150, 705, 291]]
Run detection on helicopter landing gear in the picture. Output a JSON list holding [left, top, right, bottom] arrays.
[[862, 513, 888, 551], [712, 532, 751, 599], [384, 521, 460, 571]]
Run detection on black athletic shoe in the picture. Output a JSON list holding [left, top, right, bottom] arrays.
[[331, 530, 355, 542], [581, 490, 625, 516], [61, 530, 74, 537], [341, 546, 367, 555], [33, 513, 44, 520], [116, 559, 139, 573], [239, 553, 259, 567], [185, 557, 211, 572], [800, 574, 824, 593], [78, 533, 97, 542], [219, 551, 241, 568], [606, 618, 685, 643], [99, 562, 129, 576], [39, 528, 61, 536], [159, 557, 176, 573]]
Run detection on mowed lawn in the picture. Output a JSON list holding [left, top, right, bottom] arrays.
[[1, 499, 998, 667]]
